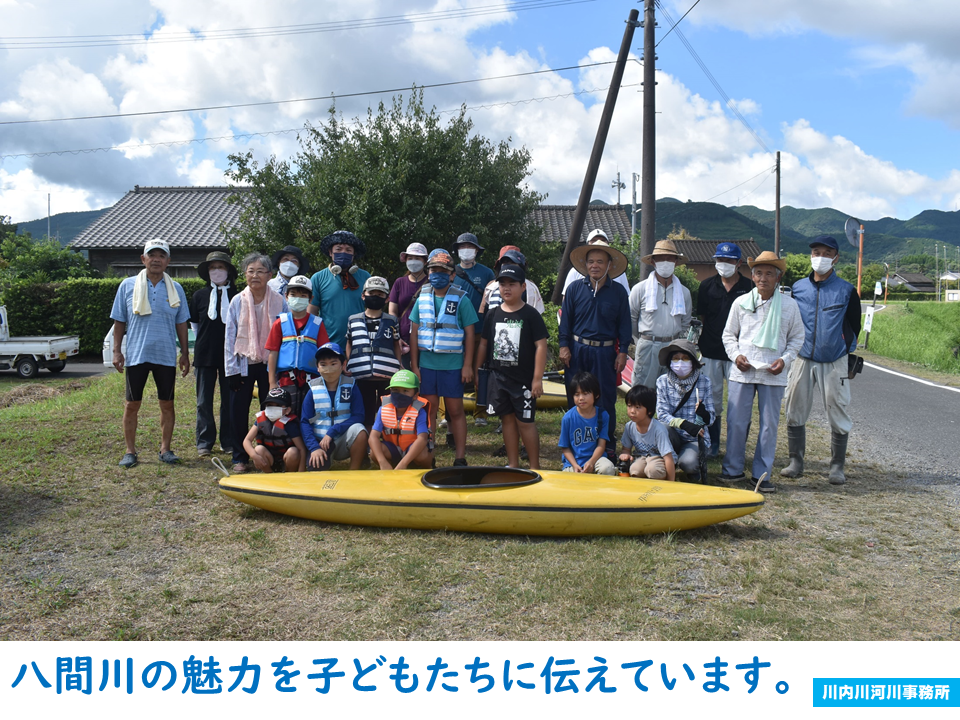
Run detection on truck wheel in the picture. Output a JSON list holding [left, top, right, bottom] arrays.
[[16, 357, 39, 379], [47, 360, 67, 373]]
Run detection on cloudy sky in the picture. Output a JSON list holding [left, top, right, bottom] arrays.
[[2, 0, 960, 225]]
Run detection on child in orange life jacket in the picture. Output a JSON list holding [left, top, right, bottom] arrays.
[[242, 386, 307, 473], [266, 275, 329, 415], [368, 370, 433, 470], [344, 276, 402, 429]]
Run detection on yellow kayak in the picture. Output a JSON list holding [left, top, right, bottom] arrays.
[[462, 379, 568, 412], [219, 466, 763, 536]]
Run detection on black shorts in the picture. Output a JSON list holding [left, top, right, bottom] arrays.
[[125, 363, 176, 402], [486, 371, 536, 423]]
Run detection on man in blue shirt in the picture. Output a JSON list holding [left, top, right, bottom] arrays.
[[110, 239, 191, 468], [558, 240, 632, 452]]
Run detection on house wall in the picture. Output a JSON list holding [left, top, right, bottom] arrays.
[[90, 248, 226, 278], [689, 263, 751, 283]]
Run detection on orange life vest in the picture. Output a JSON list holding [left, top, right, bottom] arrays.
[[379, 396, 429, 452]]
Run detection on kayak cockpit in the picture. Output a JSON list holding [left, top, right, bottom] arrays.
[[422, 467, 542, 489]]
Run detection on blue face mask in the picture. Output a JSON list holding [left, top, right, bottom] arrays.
[[390, 392, 414, 410], [429, 272, 450, 289], [333, 252, 354, 269]]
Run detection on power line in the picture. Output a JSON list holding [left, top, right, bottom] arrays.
[[704, 164, 776, 202], [0, 61, 615, 126], [1, 0, 593, 50], [1, 84, 638, 160], [656, 0, 702, 48], [655, 1, 770, 154]]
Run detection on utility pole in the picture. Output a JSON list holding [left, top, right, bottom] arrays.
[[550, 9, 640, 305], [612, 171, 625, 205], [47, 193, 51, 241], [631, 172, 640, 237], [774, 151, 781, 256], [640, 0, 657, 279]]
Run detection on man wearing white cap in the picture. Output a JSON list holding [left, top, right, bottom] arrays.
[[109, 239, 191, 468]]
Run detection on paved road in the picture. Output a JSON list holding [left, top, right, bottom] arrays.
[[807, 360, 960, 481], [0, 361, 111, 381]]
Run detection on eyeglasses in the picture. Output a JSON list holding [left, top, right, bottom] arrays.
[[245, 268, 270, 276]]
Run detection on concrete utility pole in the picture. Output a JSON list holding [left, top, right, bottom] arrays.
[[550, 9, 641, 305], [774, 151, 781, 256], [639, 0, 657, 279], [612, 171, 625, 205], [631, 172, 640, 237], [47, 193, 51, 242]]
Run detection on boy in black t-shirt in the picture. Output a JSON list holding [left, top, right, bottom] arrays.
[[478, 264, 548, 469]]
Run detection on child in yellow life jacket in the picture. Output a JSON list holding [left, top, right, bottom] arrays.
[[242, 387, 307, 473], [369, 370, 433, 470]]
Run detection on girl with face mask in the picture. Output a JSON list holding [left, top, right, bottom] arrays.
[[389, 243, 429, 367], [242, 387, 308, 473]]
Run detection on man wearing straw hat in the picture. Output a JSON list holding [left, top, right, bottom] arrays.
[[558, 240, 632, 449], [721, 251, 805, 493], [629, 239, 693, 388]]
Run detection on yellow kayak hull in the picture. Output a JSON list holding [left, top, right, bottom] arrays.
[[462, 379, 569, 412], [219, 467, 763, 537]]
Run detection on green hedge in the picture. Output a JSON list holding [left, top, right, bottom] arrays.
[[1, 277, 212, 355]]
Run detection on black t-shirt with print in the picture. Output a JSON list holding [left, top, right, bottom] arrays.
[[481, 303, 548, 385]]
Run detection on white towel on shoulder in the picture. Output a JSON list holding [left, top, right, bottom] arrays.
[[132, 269, 180, 315], [642, 274, 686, 317]]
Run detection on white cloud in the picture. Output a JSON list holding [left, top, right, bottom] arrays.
[[1, 167, 101, 223]]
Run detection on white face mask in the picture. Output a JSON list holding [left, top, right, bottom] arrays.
[[208, 268, 229, 285], [458, 248, 477, 263], [264, 407, 284, 422], [811, 256, 835, 275], [655, 261, 675, 278], [279, 261, 299, 278], [670, 359, 693, 378], [406, 259, 425, 274], [287, 296, 309, 313], [715, 261, 736, 278]]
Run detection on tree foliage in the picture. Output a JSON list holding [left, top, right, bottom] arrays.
[[0, 216, 99, 283], [224, 90, 545, 281]]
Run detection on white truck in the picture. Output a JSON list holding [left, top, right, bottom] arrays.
[[0, 306, 80, 378]]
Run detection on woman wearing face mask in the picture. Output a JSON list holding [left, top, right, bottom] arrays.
[[388, 242, 429, 368], [629, 239, 693, 388], [654, 339, 715, 483], [190, 251, 239, 458], [268, 245, 311, 296], [307, 230, 371, 349]]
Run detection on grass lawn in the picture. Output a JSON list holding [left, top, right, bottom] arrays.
[[1, 371, 958, 641], [861, 302, 960, 374]]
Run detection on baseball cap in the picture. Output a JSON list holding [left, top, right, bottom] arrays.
[[810, 235, 840, 252], [363, 276, 390, 294], [143, 238, 170, 256], [285, 275, 312, 294], [586, 228, 608, 244], [315, 342, 345, 361], [496, 264, 526, 285], [426, 249, 455, 271], [713, 242, 741, 260], [264, 386, 291, 406], [388, 369, 420, 390]]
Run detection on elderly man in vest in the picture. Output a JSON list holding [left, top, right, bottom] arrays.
[[300, 342, 368, 470], [558, 240, 632, 450], [782, 235, 862, 485], [721, 252, 805, 493], [629, 239, 692, 388]]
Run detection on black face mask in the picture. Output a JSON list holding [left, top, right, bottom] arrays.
[[390, 392, 414, 410], [364, 295, 387, 311]]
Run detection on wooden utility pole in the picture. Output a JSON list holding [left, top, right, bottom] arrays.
[[774, 151, 781, 256], [550, 9, 641, 305], [639, 0, 657, 279]]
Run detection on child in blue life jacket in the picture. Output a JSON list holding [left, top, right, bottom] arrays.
[[266, 275, 329, 415], [344, 275, 403, 429], [242, 386, 307, 473], [300, 342, 368, 471], [409, 249, 478, 468], [368, 370, 433, 470], [558, 371, 616, 475]]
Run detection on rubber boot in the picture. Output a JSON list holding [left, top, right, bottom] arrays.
[[707, 418, 721, 459], [829, 432, 848, 485], [780, 425, 805, 478]]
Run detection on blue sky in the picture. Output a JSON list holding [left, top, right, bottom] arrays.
[[2, 0, 959, 224]]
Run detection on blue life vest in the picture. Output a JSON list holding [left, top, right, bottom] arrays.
[[307, 375, 356, 439], [792, 272, 856, 363], [416, 286, 466, 354], [345, 312, 402, 378], [277, 313, 323, 373]]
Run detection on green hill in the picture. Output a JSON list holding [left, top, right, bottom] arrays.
[[14, 209, 108, 247]]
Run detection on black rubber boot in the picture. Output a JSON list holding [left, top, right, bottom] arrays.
[[829, 432, 848, 485], [707, 418, 721, 459], [780, 425, 805, 478]]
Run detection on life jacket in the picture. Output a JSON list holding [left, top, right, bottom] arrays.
[[255, 411, 296, 451], [276, 313, 324, 373], [416, 285, 466, 353], [307, 375, 356, 439], [379, 396, 430, 452], [345, 312, 402, 378], [792, 272, 856, 363]]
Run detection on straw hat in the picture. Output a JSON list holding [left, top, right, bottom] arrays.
[[747, 251, 787, 273], [641, 239, 686, 266], [570, 240, 628, 279]]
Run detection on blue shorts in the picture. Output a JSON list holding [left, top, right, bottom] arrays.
[[420, 367, 464, 398]]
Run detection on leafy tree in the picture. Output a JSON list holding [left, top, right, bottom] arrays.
[[224, 90, 545, 282], [782, 253, 811, 287], [0, 216, 98, 283]]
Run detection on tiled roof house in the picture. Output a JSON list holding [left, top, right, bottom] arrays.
[[530, 204, 634, 244], [71, 186, 245, 277], [671, 238, 764, 282], [888, 272, 936, 293]]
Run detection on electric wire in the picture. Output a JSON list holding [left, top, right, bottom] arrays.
[[704, 164, 776, 202], [656, 0, 702, 48]]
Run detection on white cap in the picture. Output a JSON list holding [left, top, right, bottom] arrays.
[[286, 275, 312, 293], [586, 228, 608, 244], [143, 238, 170, 256], [364, 276, 390, 294]]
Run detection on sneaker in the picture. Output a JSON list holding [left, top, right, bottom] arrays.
[[474, 417, 489, 427], [232, 462, 248, 474], [720, 472, 746, 482], [197, 447, 212, 458], [220, 445, 233, 454], [118, 453, 138, 468], [756, 478, 776, 494], [438, 418, 448, 428], [453, 458, 468, 467], [159, 450, 181, 465]]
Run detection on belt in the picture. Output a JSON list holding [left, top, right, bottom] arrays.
[[573, 335, 615, 348], [639, 333, 680, 343]]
